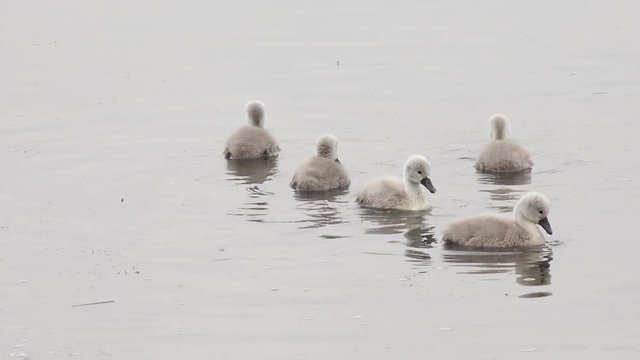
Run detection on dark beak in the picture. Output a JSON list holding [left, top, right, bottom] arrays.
[[420, 177, 436, 193], [538, 217, 553, 235]]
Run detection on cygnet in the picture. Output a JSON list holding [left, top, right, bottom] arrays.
[[224, 101, 280, 159], [290, 134, 350, 191], [356, 155, 436, 211], [442, 192, 553, 247], [475, 114, 532, 173]]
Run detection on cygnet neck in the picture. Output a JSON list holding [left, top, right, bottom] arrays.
[[490, 115, 510, 140], [514, 205, 542, 239], [403, 171, 424, 198], [249, 118, 264, 128]]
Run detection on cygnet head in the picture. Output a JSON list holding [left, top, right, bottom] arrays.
[[246, 100, 266, 127], [403, 155, 436, 193], [489, 114, 511, 140], [515, 192, 552, 235], [316, 134, 339, 161]]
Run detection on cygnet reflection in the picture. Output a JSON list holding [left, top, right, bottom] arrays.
[[228, 185, 273, 223], [476, 170, 531, 186], [225, 157, 278, 185], [442, 243, 553, 286], [480, 187, 527, 213], [293, 189, 349, 230], [359, 208, 435, 266], [477, 170, 531, 212]]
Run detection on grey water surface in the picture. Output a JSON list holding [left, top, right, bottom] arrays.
[[2, 0, 640, 359]]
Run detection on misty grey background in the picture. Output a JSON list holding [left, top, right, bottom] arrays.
[[1, 0, 639, 359]]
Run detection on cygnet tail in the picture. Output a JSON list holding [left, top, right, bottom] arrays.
[[489, 114, 510, 140], [246, 101, 265, 127]]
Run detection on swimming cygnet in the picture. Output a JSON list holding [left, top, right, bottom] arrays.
[[356, 155, 436, 211], [290, 134, 350, 191], [475, 114, 533, 173], [224, 101, 280, 160], [443, 192, 553, 248]]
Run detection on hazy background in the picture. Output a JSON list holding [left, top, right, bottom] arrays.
[[1, 1, 639, 359]]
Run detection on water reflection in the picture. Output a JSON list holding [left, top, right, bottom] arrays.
[[293, 189, 348, 230], [225, 157, 278, 184], [228, 186, 272, 223], [358, 208, 435, 266], [476, 170, 532, 186], [443, 244, 553, 287], [479, 187, 526, 213], [477, 171, 531, 212]]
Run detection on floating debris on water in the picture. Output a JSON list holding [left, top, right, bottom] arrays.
[[71, 300, 115, 307], [519, 292, 552, 298]]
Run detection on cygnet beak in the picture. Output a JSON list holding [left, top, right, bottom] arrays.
[[420, 177, 436, 193], [538, 217, 553, 235]]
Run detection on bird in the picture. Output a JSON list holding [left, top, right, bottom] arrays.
[[356, 155, 436, 211], [442, 192, 553, 248], [290, 134, 350, 191], [475, 114, 533, 173], [224, 101, 280, 160]]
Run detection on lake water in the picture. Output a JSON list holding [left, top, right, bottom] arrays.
[[2, 1, 639, 359]]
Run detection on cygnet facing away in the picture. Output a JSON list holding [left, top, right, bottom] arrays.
[[224, 101, 280, 160], [356, 155, 436, 211], [475, 114, 533, 173], [290, 134, 350, 192], [443, 192, 553, 248]]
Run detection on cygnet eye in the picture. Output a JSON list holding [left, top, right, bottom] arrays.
[[418, 171, 423, 175], [538, 210, 543, 214]]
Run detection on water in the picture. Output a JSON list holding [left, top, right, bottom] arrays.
[[2, 0, 640, 358]]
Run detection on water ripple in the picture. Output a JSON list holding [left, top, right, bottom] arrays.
[[476, 170, 532, 186], [227, 185, 272, 222], [293, 189, 349, 230], [225, 157, 278, 185], [358, 208, 435, 267], [442, 244, 554, 287]]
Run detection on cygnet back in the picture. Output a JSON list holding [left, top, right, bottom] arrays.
[[224, 101, 280, 159], [290, 134, 349, 191], [475, 114, 532, 173]]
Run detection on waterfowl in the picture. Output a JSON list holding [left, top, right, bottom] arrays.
[[443, 192, 553, 248], [290, 134, 350, 191], [475, 114, 533, 173], [356, 155, 436, 211], [224, 101, 280, 159]]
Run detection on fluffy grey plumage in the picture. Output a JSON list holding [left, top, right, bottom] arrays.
[[356, 155, 436, 211], [224, 101, 280, 160], [290, 135, 350, 191], [475, 114, 532, 173], [443, 192, 552, 248]]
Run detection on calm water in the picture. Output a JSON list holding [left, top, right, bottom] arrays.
[[2, 1, 640, 358]]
